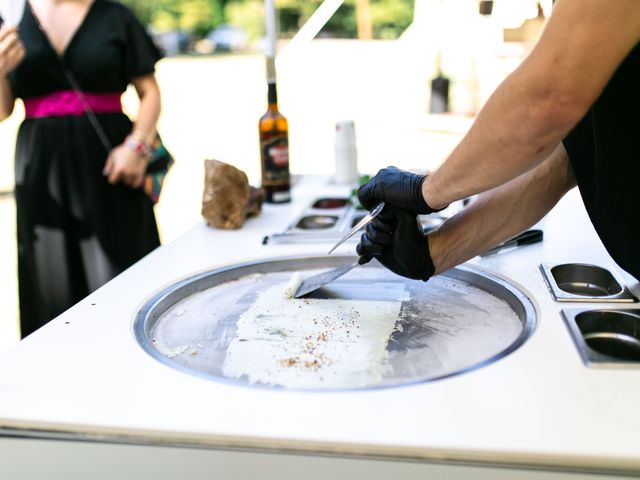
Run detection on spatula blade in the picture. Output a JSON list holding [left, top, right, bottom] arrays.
[[293, 261, 359, 298]]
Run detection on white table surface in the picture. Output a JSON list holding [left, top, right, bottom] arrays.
[[0, 176, 639, 475]]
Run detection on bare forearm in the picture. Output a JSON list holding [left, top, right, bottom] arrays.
[[423, 72, 576, 209], [0, 75, 15, 120], [428, 144, 576, 274], [103, 76, 161, 187], [130, 75, 161, 145], [423, 0, 640, 210]]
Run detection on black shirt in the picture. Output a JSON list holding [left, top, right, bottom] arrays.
[[563, 42, 640, 281], [10, 0, 161, 98]]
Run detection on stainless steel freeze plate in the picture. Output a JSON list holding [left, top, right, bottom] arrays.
[[135, 256, 537, 390]]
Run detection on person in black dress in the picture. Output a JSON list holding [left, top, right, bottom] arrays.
[[355, 0, 640, 284], [0, 0, 163, 337]]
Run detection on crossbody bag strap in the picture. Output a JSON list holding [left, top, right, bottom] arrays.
[[29, 3, 113, 153]]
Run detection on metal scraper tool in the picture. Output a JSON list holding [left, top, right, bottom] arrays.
[[328, 201, 385, 254], [292, 202, 384, 298], [292, 260, 360, 298]]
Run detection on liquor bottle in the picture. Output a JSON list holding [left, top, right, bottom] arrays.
[[259, 80, 291, 203]]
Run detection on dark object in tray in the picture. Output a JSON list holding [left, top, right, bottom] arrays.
[[296, 215, 338, 230], [312, 198, 349, 209]]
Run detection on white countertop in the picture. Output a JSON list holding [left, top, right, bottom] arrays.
[[0, 176, 639, 475]]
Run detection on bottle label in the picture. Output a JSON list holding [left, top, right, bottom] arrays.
[[261, 134, 290, 185], [271, 190, 291, 202], [269, 143, 289, 167]]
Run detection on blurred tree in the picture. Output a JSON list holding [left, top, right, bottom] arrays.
[[276, 0, 412, 39], [120, 0, 413, 40], [225, 0, 265, 39], [122, 0, 224, 35], [179, 0, 224, 36], [277, 0, 320, 27], [278, 0, 355, 37], [151, 10, 178, 32], [120, 0, 154, 24], [371, 0, 413, 39], [355, 0, 373, 40]]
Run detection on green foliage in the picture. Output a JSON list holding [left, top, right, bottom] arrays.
[[278, 0, 321, 25], [320, 1, 356, 38], [276, 0, 413, 39], [276, 0, 353, 36], [121, 0, 225, 35], [120, 0, 414, 40], [225, 0, 265, 39], [371, 0, 414, 39], [179, 0, 224, 36], [151, 10, 177, 31]]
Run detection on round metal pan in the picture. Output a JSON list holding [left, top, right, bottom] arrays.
[[134, 256, 536, 391]]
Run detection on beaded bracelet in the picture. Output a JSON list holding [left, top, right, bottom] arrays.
[[125, 135, 153, 160]]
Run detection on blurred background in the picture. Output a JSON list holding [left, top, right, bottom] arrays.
[[0, 0, 550, 351]]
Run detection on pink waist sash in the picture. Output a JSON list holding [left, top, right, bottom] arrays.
[[24, 90, 122, 119]]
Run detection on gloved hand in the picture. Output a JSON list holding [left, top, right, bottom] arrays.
[[358, 166, 445, 214], [357, 206, 435, 281]]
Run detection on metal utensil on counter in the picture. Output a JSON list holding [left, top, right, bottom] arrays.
[[293, 202, 385, 298], [480, 229, 543, 257]]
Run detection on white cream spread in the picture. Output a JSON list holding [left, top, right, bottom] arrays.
[[222, 283, 404, 389], [283, 272, 304, 299]]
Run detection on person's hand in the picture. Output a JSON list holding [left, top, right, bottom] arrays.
[[0, 26, 25, 76], [358, 166, 445, 214], [103, 144, 148, 188], [356, 206, 435, 281]]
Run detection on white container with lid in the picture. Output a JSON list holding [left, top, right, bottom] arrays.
[[334, 120, 359, 185]]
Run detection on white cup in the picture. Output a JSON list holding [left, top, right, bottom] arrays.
[[334, 120, 359, 185]]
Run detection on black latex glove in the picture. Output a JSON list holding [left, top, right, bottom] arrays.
[[357, 206, 435, 281], [358, 166, 444, 214]]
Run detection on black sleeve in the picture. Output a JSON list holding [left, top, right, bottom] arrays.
[[121, 6, 162, 81]]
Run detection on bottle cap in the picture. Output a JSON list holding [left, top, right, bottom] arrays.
[[335, 120, 356, 145]]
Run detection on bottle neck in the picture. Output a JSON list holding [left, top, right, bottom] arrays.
[[267, 82, 278, 110]]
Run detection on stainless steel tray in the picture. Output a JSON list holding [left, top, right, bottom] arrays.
[[562, 308, 640, 367], [135, 256, 536, 391], [262, 197, 449, 245], [540, 263, 637, 303]]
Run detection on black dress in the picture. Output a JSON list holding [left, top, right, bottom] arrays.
[[563, 42, 640, 281], [9, 0, 162, 337]]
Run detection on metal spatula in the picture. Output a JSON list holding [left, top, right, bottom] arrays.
[[293, 260, 361, 298], [292, 202, 384, 298]]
